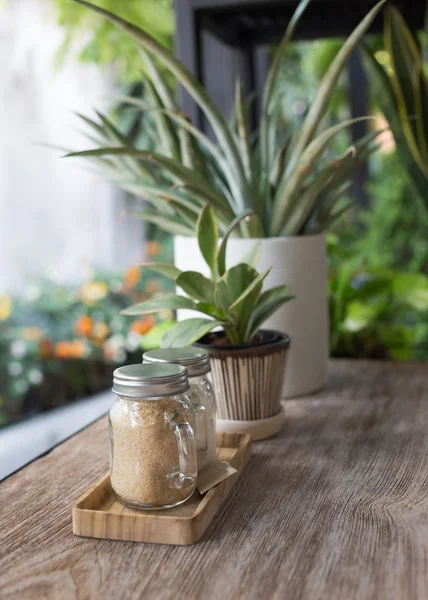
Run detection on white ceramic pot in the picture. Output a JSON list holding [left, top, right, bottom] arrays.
[[174, 234, 329, 398]]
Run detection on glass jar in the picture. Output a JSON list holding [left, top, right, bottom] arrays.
[[143, 348, 216, 471], [109, 363, 197, 510]]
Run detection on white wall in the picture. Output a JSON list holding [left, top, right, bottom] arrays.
[[0, 0, 142, 291]]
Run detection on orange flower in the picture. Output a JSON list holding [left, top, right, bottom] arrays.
[[130, 315, 156, 335], [55, 341, 71, 359], [69, 340, 87, 359], [75, 315, 93, 337], [124, 266, 141, 287], [145, 241, 162, 257]]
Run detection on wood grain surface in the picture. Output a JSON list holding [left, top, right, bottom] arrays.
[[1, 360, 428, 600], [72, 433, 252, 545]]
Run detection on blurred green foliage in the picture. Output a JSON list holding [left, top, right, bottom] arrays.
[[329, 235, 428, 361], [328, 151, 428, 361], [51, 0, 173, 82], [275, 40, 349, 138], [358, 153, 428, 274], [48, 5, 428, 364]]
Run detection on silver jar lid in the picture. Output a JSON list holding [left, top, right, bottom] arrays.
[[112, 363, 189, 399], [143, 347, 211, 378]]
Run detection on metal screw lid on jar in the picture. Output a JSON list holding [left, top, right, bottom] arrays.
[[143, 348, 211, 378], [112, 364, 189, 399]]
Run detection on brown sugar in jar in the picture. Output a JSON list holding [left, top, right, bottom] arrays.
[[109, 364, 197, 510]]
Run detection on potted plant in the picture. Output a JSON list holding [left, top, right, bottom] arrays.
[[121, 205, 293, 440], [69, 0, 385, 397]]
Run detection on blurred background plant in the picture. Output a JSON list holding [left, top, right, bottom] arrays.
[[49, 1, 428, 363], [3, 1, 428, 430], [328, 232, 428, 361], [51, 0, 174, 82], [0, 238, 174, 429], [51, 0, 174, 164]]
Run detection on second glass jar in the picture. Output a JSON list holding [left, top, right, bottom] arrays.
[[143, 348, 216, 471]]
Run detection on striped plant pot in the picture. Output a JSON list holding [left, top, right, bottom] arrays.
[[194, 331, 290, 441], [175, 234, 328, 398]]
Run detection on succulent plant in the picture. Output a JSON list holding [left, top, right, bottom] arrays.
[[121, 205, 293, 347], [364, 6, 428, 210], [68, 0, 385, 238]]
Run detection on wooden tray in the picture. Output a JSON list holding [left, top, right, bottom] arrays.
[[72, 432, 252, 545]]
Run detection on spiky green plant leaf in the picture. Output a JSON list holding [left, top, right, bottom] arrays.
[[125, 210, 194, 236], [68, 0, 383, 238], [385, 6, 428, 177], [289, 0, 386, 168]]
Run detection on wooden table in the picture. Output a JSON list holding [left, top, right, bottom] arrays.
[[1, 360, 428, 600]]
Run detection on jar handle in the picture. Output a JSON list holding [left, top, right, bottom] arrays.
[[165, 413, 197, 490], [194, 404, 209, 457]]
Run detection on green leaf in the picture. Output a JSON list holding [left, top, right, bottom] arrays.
[[125, 210, 194, 236], [176, 271, 215, 304], [121, 294, 196, 316], [197, 204, 219, 278], [215, 263, 259, 315], [95, 111, 147, 178], [229, 267, 271, 312], [227, 268, 271, 341], [118, 98, 242, 209], [195, 303, 227, 320], [247, 285, 294, 339], [392, 272, 428, 310], [282, 167, 333, 235], [67, 147, 231, 218], [140, 320, 176, 350], [120, 182, 201, 216], [385, 6, 428, 178], [142, 78, 180, 160], [139, 47, 177, 111], [122, 184, 175, 217], [141, 263, 182, 280], [269, 137, 292, 188], [161, 318, 221, 348], [217, 209, 254, 277], [271, 117, 374, 235], [260, 0, 311, 170], [235, 80, 252, 181], [342, 301, 384, 333], [289, 0, 386, 167]]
